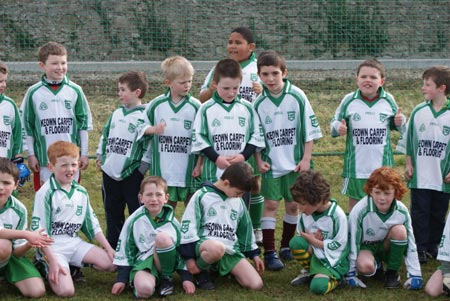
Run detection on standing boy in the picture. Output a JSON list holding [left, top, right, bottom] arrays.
[[31, 141, 116, 297], [398, 65, 450, 263], [253, 50, 322, 271], [180, 162, 264, 291], [144, 56, 202, 211], [96, 71, 163, 250], [289, 170, 349, 295], [21, 42, 93, 191], [330, 59, 405, 212], [112, 176, 195, 298], [0, 158, 53, 298]]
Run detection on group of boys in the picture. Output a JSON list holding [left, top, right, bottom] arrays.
[[0, 36, 449, 299]]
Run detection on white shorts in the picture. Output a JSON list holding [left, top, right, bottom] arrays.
[[38, 236, 94, 269]]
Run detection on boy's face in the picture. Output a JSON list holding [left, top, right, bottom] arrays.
[[296, 199, 323, 216], [222, 180, 246, 198], [216, 77, 241, 103], [139, 182, 168, 217], [227, 32, 254, 63], [0, 172, 18, 206], [370, 186, 395, 213], [0, 72, 7, 94], [258, 65, 287, 94], [166, 75, 193, 101], [422, 77, 445, 101], [118, 82, 141, 107], [48, 155, 79, 188], [39, 54, 68, 82], [356, 66, 384, 99]]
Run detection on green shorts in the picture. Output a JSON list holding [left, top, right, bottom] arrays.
[[0, 255, 41, 283], [195, 241, 244, 276], [341, 178, 367, 200], [168, 186, 192, 202], [130, 255, 159, 286], [360, 242, 387, 263], [260, 172, 298, 201], [309, 254, 347, 280]]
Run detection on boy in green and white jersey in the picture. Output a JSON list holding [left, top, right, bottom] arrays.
[[21, 42, 92, 191], [288, 170, 348, 295], [31, 141, 116, 297], [180, 162, 264, 291], [112, 176, 195, 297], [143, 56, 202, 211]]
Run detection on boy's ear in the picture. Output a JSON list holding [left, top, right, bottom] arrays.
[[164, 79, 171, 86], [248, 42, 256, 52], [282, 69, 288, 78], [138, 193, 143, 204], [47, 162, 54, 173], [134, 88, 142, 98], [439, 84, 447, 93]]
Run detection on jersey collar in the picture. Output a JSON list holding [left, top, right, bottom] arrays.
[[49, 174, 77, 197], [0, 196, 14, 213], [239, 52, 256, 69], [0, 94, 4, 102], [354, 87, 386, 103], [41, 74, 69, 86]]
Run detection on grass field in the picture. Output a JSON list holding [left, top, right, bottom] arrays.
[[1, 73, 447, 300]]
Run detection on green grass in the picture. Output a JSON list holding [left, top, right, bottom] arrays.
[[2, 75, 445, 300]]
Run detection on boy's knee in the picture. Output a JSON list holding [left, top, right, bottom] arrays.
[[388, 224, 407, 240], [289, 236, 309, 251], [201, 240, 226, 258], [309, 277, 331, 295], [247, 278, 264, 291], [0, 239, 12, 261], [154, 232, 173, 248]]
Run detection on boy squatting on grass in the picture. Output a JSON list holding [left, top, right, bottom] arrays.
[[346, 166, 423, 290], [112, 176, 195, 298], [180, 162, 264, 291], [288, 169, 349, 295], [31, 141, 116, 297], [0, 158, 53, 298], [21, 42, 93, 191]]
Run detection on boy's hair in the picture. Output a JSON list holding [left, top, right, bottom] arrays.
[[37, 42, 67, 63], [356, 59, 385, 78], [364, 166, 408, 200], [139, 176, 168, 194], [0, 158, 19, 182], [230, 27, 255, 44], [118, 71, 148, 99], [422, 65, 450, 95], [220, 162, 255, 192], [161, 56, 194, 81], [47, 141, 79, 165], [213, 58, 242, 83], [290, 170, 330, 205], [257, 50, 287, 73], [0, 62, 9, 75]]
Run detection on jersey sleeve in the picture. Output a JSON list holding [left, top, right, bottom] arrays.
[[80, 196, 103, 241], [113, 215, 139, 266], [9, 101, 23, 157], [191, 105, 212, 154], [30, 189, 52, 236], [347, 199, 366, 274], [438, 212, 450, 263], [301, 95, 323, 142], [74, 87, 92, 131], [330, 95, 349, 138], [21, 88, 37, 152], [236, 200, 258, 253], [323, 210, 349, 269], [400, 203, 422, 276], [200, 67, 215, 93], [180, 190, 203, 244], [246, 105, 266, 150]]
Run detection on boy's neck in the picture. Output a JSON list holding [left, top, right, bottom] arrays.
[[0, 198, 8, 209], [268, 82, 286, 97], [361, 93, 379, 102], [170, 94, 185, 104], [316, 200, 332, 213], [430, 94, 447, 110], [124, 99, 142, 109]]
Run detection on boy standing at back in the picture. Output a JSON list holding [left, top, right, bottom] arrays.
[[31, 141, 116, 297], [143, 56, 202, 211], [253, 50, 322, 271], [21, 41, 93, 191], [398, 65, 450, 263], [330, 59, 405, 212], [97, 71, 163, 250]]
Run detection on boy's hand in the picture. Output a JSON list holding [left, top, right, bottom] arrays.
[[444, 172, 450, 183], [79, 155, 89, 170], [252, 82, 263, 95], [294, 158, 310, 173], [253, 256, 265, 274], [394, 108, 404, 127], [215, 156, 231, 169], [338, 119, 347, 136], [153, 122, 165, 134], [26, 229, 53, 248], [104, 246, 115, 262], [227, 154, 245, 164], [192, 165, 202, 178], [182, 280, 196, 295], [111, 282, 126, 295], [28, 155, 40, 173], [185, 259, 201, 275], [256, 160, 270, 174], [48, 260, 67, 285], [95, 159, 102, 172], [404, 164, 413, 180]]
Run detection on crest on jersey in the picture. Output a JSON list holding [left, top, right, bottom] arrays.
[[3, 223, 12, 229], [64, 100, 72, 110], [366, 228, 376, 236], [287, 111, 295, 121], [309, 115, 319, 127], [31, 217, 40, 231], [259, 125, 264, 136], [239, 117, 246, 127], [265, 116, 272, 124], [353, 113, 361, 121], [184, 120, 192, 130], [191, 130, 197, 142], [3, 116, 10, 126], [443, 126, 450, 136], [128, 123, 136, 133], [181, 220, 190, 233], [212, 118, 221, 127], [327, 241, 341, 251], [39, 102, 48, 110], [230, 209, 238, 221], [440, 235, 446, 248], [379, 113, 387, 122], [419, 123, 426, 132], [207, 208, 217, 217], [250, 73, 258, 82], [139, 234, 145, 243], [320, 230, 328, 239], [76, 205, 83, 216]]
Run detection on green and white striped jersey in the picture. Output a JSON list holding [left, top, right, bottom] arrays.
[[144, 91, 200, 187], [297, 200, 349, 275], [330, 88, 402, 179], [180, 184, 257, 256], [398, 100, 450, 193], [0, 94, 22, 158], [98, 105, 150, 181], [191, 93, 265, 182], [253, 79, 322, 178], [30, 175, 102, 241], [348, 195, 421, 276], [438, 211, 450, 262], [0, 196, 28, 249], [114, 205, 181, 266], [21, 75, 92, 165]]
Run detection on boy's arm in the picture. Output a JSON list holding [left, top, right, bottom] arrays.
[[11, 102, 23, 158], [199, 68, 216, 103], [295, 140, 313, 172], [192, 156, 203, 178], [79, 130, 89, 170], [405, 155, 413, 180], [254, 151, 270, 174], [0, 228, 52, 248], [95, 231, 115, 262]]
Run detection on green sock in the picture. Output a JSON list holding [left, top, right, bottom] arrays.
[[291, 249, 310, 269], [156, 245, 177, 278], [249, 194, 264, 229], [196, 256, 211, 271], [387, 239, 408, 271]]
